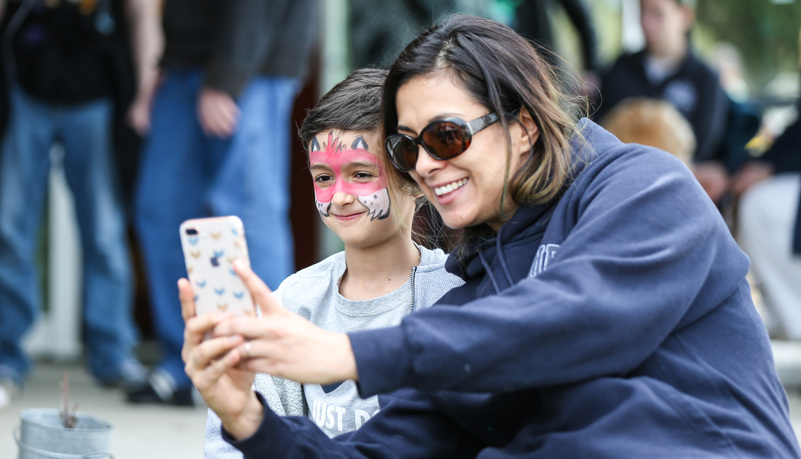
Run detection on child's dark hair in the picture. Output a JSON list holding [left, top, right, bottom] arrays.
[[299, 68, 388, 154], [298, 67, 434, 246]]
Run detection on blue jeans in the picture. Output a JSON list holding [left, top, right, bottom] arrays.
[[0, 88, 137, 385], [134, 71, 297, 388]]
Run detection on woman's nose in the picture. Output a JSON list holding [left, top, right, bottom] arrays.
[[414, 145, 444, 176]]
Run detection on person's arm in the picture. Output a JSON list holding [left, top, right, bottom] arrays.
[[204, 0, 287, 98], [124, 0, 163, 135], [195, 0, 290, 138], [203, 374, 304, 458], [223, 389, 470, 458], [350, 146, 745, 397]]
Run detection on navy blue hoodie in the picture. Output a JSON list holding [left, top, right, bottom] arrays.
[[226, 120, 800, 457]]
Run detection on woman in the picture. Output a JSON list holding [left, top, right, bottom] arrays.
[[183, 14, 800, 457]]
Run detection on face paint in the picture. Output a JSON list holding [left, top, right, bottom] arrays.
[[310, 132, 390, 220]]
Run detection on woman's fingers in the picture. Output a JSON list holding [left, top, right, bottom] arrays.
[[232, 259, 283, 316], [186, 334, 244, 373], [178, 278, 196, 322]]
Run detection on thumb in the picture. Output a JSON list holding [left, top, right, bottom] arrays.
[[232, 259, 283, 315]]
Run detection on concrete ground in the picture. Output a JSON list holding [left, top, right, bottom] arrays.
[[1, 341, 800, 458], [0, 360, 207, 458]]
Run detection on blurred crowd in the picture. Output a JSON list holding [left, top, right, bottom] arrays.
[[0, 0, 798, 411]]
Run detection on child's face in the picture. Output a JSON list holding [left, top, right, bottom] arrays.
[[309, 130, 408, 249]]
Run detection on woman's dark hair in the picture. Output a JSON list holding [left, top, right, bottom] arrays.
[[382, 14, 584, 240], [299, 68, 388, 154]]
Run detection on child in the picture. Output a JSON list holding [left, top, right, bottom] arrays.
[[600, 97, 695, 166], [200, 68, 463, 456]]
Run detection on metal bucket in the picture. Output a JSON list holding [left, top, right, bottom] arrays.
[[14, 409, 113, 459]]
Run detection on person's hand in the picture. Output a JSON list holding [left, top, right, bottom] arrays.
[[179, 279, 263, 439], [692, 161, 730, 204], [213, 260, 359, 385], [126, 93, 153, 136], [197, 88, 240, 138], [731, 161, 773, 197], [125, 71, 162, 136]]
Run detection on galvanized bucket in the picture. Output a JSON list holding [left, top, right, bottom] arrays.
[[14, 409, 113, 459]]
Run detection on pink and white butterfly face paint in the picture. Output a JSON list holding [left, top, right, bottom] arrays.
[[309, 132, 391, 220]]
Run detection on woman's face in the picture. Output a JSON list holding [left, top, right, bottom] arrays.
[[395, 74, 530, 231]]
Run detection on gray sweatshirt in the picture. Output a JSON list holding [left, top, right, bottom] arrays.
[[204, 246, 463, 457]]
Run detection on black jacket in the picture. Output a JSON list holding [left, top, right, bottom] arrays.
[[1, 0, 132, 105]]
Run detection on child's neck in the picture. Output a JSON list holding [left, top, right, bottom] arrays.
[[339, 238, 421, 301]]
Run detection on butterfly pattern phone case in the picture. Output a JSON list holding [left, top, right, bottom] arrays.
[[179, 216, 255, 317]]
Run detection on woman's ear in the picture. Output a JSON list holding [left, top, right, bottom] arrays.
[[513, 106, 539, 157]]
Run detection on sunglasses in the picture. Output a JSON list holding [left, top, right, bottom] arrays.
[[385, 112, 499, 172]]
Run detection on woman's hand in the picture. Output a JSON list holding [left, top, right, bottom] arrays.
[[213, 260, 359, 385], [179, 279, 263, 439]]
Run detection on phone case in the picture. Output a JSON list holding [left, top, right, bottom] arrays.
[[179, 216, 255, 317]]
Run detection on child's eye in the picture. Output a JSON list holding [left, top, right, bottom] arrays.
[[314, 174, 334, 184], [354, 171, 376, 180]]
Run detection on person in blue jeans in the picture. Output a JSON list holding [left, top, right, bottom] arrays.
[[129, 0, 318, 405], [0, 0, 161, 408]]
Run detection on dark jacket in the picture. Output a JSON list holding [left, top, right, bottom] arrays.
[[1, 0, 132, 105], [597, 49, 730, 167], [160, 0, 318, 99], [225, 120, 800, 458]]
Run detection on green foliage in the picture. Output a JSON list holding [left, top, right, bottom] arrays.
[[696, 0, 801, 92]]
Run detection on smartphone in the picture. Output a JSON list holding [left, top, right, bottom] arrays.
[[179, 216, 255, 317]]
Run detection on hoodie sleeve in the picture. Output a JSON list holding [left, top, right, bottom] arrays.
[[350, 146, 749, 396], [223, 389, 470, 458]]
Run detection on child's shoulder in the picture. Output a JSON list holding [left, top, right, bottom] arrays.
[[275, 251, 345, 300], [416, 245, 450, 272], [282, 251, 344, 284]]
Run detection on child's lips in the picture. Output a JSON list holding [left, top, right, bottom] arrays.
[[332, 211, 365, 220]]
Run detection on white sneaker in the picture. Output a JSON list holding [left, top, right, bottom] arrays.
[[0, 379, 19, 410]]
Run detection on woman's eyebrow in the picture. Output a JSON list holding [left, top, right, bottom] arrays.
[[397, 124, 416, 134], [397, 113, 464, 133]]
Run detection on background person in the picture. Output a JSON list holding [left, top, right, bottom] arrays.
[[129, 0, 318, 406], [0, 0, 161, 408], [733, 96, 801, 341], [595, 0, 733, 204]]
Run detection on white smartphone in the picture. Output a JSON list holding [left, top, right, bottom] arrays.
[[179, 216, 255, 317]]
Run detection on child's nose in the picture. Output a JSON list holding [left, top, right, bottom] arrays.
[[331, 191, 356, 207]]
